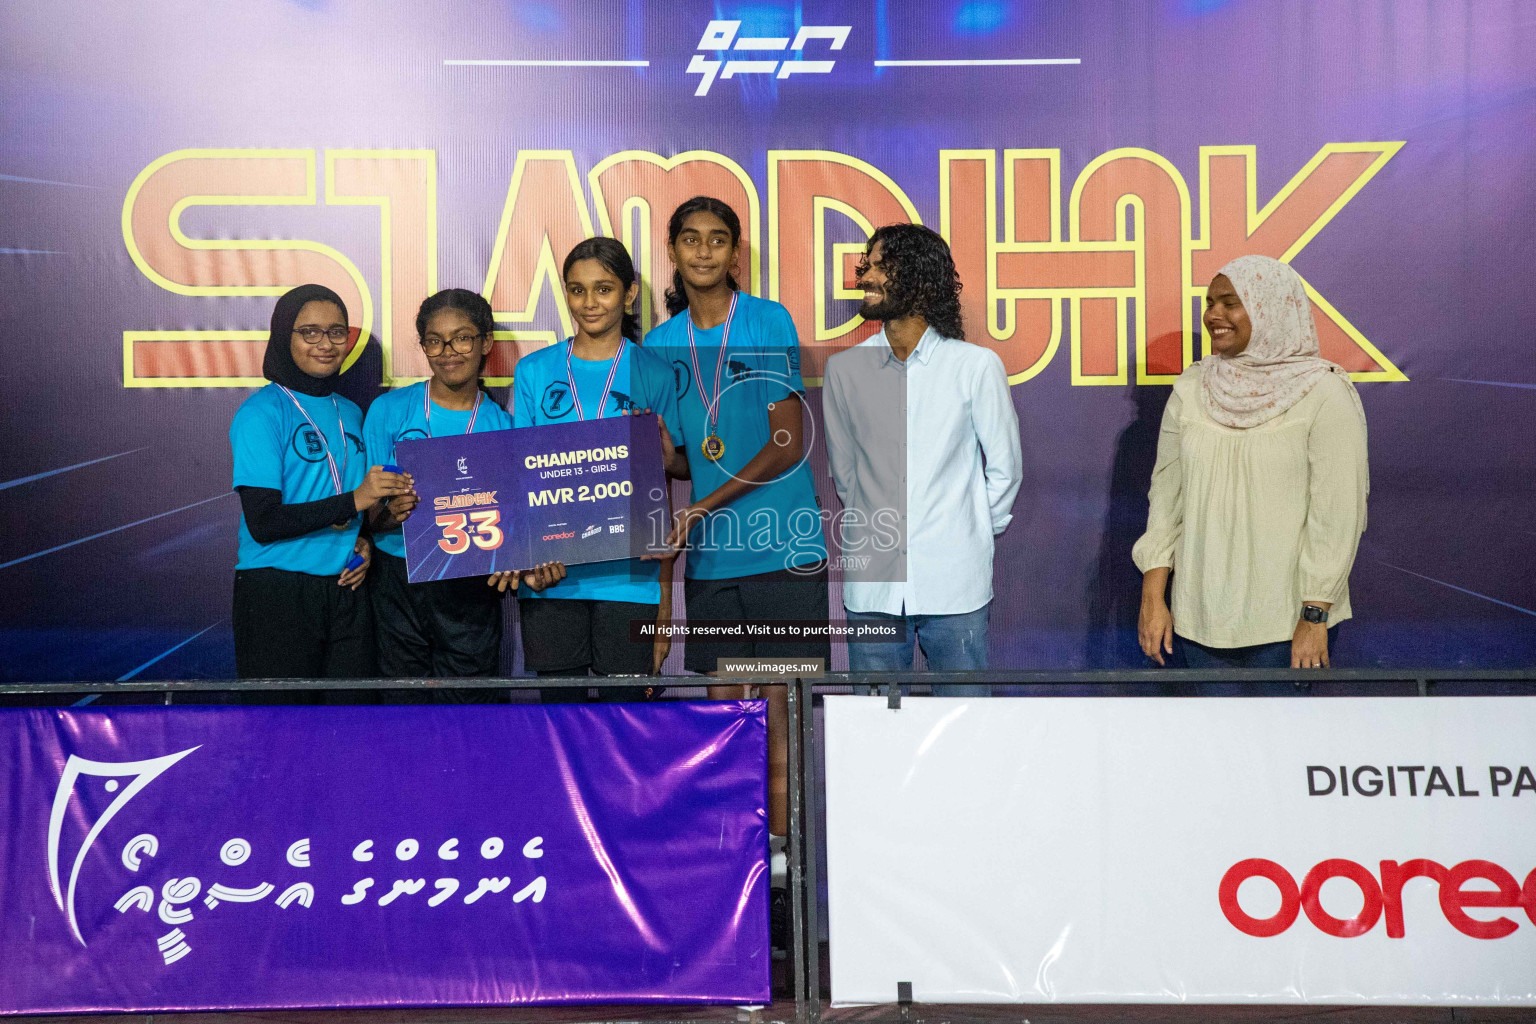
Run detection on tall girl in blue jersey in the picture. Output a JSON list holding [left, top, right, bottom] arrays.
[[645, 196, 830, 843], [362, 288, 523, 680], [512, 237, 686, 698], [229, 284, 411, 678]]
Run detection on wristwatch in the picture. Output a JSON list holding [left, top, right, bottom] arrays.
[[1301, 605, 1329, 625]]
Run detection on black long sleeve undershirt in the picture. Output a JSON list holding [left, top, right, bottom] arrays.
[[236, 486, 357, 545]]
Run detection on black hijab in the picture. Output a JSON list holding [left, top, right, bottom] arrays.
[[263, 284, 349, 397]]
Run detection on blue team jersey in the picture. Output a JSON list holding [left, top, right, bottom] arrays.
[[513, 338, 682, 605], [362, 381, 515, 559], [644, 292, 827, 579], [230, 383, 366, 575]]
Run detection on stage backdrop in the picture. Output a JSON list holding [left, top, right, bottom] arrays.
[[0, 700, 769, 1012], [1, 0, 1533, 680]]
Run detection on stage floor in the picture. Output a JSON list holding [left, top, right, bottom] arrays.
[[13, 951, 1535, 1024]]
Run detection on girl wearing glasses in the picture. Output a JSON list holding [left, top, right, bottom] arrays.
[[230, 284, 410, 678], [361, 288, 529, 679]]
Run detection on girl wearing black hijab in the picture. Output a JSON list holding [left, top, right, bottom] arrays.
[[228, 284, 410, 677]]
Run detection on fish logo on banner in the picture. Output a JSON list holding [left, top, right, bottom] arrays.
[[47, 748, 201, 947], [44, 747, 548, 970], [687, 20, 850, 96]]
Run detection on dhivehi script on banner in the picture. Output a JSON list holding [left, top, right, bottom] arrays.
[[0, 702, 769, 1014], [823, 696, 1536, 1005]]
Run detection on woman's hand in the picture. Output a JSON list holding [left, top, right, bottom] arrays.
[[1138, 597, 1174, 666], [657, 419, 690, 479], [338, 537, 371, 590], [644, 505, 707, 560], [385, 491, 419, 525], [523, 562, 567, 593], [652, 614, 673, 674], [648, 629, 672, 675], [1291, 620, 1330, 668], [353, 466, 413, 512], [488, 562, 567, 593], [628, 406, 689, 479]]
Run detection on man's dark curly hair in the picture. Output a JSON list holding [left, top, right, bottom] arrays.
[[863, 223, 964, 340]]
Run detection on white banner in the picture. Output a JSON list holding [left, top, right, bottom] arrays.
[[824, 696, 1536, 1005]]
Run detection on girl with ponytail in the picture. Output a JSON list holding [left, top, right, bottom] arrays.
[[644, 196, 829, 874], [662, 196, 742, 316], [512, 236, 687, 694]]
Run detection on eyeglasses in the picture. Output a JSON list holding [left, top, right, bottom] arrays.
[[421, 332, 484, 356], [293, 326, 350, 345]]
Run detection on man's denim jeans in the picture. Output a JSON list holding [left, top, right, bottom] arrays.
[[846, 603, 991, 696]]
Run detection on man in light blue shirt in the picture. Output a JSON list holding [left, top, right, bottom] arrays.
[[823, 225, 1023, 689]]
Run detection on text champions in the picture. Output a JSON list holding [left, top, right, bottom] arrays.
[[524, 445, 629, 469]]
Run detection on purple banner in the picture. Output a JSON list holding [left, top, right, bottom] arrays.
[[395, 414, 669, 583], [0, 701, 769, 1013]]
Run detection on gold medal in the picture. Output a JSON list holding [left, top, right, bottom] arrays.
[[686, 293, 738, 469]]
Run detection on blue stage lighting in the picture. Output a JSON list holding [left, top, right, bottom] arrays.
[[953, 0, 1010, 36]]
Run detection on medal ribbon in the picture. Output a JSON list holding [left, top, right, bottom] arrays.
[[685, 290, 738, 437], [566, 337, 627, 421], [423, 382, 482, 437], [277, 385, 348, 495]]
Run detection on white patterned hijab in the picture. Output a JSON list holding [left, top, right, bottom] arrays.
[[1200, 255, 1363, 430]]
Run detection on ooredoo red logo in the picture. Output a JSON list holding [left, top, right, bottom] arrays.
[[1220, 858, 1536, 939]]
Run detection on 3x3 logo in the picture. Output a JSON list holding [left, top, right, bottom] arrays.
[[688, 19, 850, 96]]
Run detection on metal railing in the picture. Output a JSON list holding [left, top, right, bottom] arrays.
[[7, 666, 1533, 700]]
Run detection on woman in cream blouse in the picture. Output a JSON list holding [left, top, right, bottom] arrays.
[[1133, 255, 1369, 669]]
